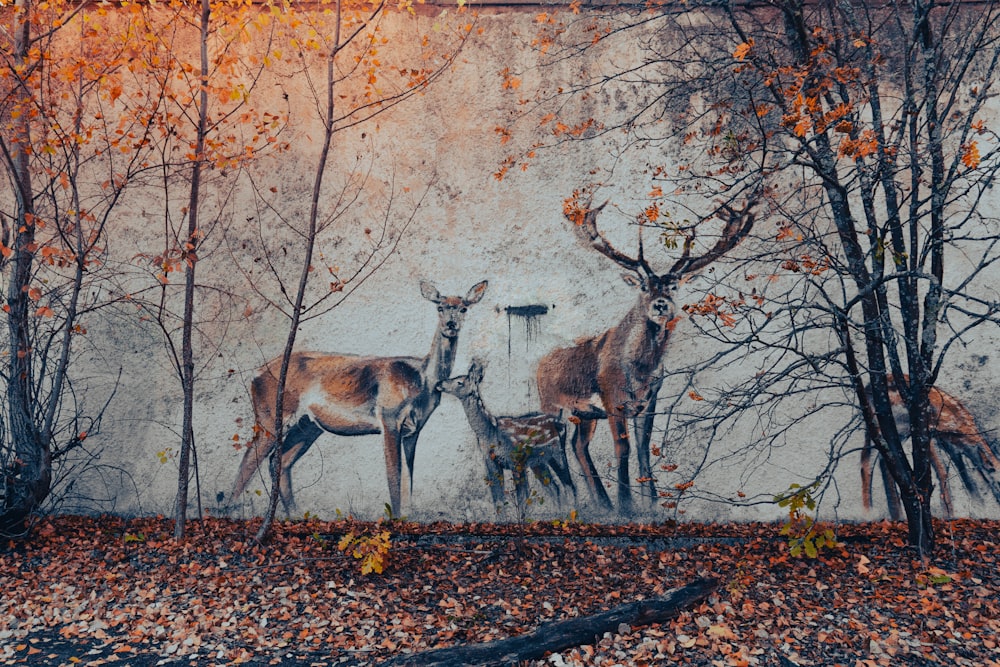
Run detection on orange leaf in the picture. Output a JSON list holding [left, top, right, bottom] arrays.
[[733, 40, 753, 61], [962, 141, 980, 169]]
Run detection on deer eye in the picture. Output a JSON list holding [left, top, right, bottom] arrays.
[[437, 306, 444, 313], [460, 307, 467, 313]]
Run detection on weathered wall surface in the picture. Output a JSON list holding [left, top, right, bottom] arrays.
[[36, 5, 1000, 524]]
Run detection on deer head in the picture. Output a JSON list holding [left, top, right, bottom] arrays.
[[420, 280, 488, 339], [436, 359, 485, 398]]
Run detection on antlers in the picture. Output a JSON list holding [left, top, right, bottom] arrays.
[[669, 199, 758, 277], [566, 196, 758, 280], [569, 200, 656, 279]]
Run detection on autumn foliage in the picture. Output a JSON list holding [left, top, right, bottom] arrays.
[[2, 516, 1000, 665], [498, 0, 1000, 555]]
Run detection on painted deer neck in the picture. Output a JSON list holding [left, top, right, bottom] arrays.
[[423, 327, 458, 388], [458, 394, 502, 442], [618, 302, 671, 368]]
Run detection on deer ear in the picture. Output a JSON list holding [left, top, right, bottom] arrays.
[[469, 358, 486, 382], [621, 273, 644, 289], [465, 280, 488, 304], [420, 281, 441, 303]]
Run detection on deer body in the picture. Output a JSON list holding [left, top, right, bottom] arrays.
[[439, 361, 576, 507], [537, 199, 756, 514], [230, 280, 488, 515], [861, 375, 1000, 518], [538, 278, 676, 513]]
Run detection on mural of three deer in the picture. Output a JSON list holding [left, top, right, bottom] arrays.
[[228, 197, 760, 517]]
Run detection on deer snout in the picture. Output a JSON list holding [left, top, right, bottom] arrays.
[[651, 298, 673, 318]]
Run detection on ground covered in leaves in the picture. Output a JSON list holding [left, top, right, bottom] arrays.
[[1, 516, 998, 666]]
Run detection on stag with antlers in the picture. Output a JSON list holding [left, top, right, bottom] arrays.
[[537, 198, 756, 514], [229, 280, 488, 516], [861, 375, 1000, 519]]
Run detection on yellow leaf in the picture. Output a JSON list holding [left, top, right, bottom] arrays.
[[337, 533, 355, 551]]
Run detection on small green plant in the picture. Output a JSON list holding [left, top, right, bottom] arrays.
[[774, 481, 837, 558], [337, 525, 392, 575], [382, 503, 407, 523], [123, 531, 146, 544]]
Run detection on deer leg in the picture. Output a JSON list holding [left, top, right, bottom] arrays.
[[860, 432, 875, 511], [929, 441, 954, 518], [530, 461, 559, 503], [953, 435, 1000, 506], [483, 450, 506, 506], [401, 431, 420, 510], [382, 427, 403, 517], [512, 464, 529, 508], [231, 430, 277, 503], [548, 455, 577, 503], [573, 418, 612, 510], [277, 417, 324, 516], [608, 413, 633, 516], [934, 436, 980, 501], [633, 378, 662, 506], [878, 454, 903, 521], [972, 439, 1000, 506]]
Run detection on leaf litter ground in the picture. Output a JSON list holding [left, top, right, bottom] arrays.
[[1, 516, 998, 666]]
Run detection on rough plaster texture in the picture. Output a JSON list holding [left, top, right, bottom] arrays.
[[39, 6, 1000, 524]]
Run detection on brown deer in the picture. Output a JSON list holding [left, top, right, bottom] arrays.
[[438, 360, 576, 508], [861, 375, 1000, 519], [229, 280, 488, 515], [537, 198, 757, 514]]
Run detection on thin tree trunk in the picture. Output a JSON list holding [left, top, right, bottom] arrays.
[[255, 0, 342, 543], [1, 0, 51, 536], [174, 0, 211, 540]]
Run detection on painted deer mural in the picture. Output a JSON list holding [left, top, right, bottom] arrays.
[[537, 198, 757, 514], [229, 280, 488, 515], [438, 359, 576, 507], [861, 375, 1000, 519]]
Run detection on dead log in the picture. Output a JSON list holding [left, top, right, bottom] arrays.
[[386, 576, 718, 667]]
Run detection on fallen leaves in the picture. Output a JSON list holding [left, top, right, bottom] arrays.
[[1, 517, 999, 666]]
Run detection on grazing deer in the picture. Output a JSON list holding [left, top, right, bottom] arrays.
[[861, 375, 1000, 519], [438, 360, 577, 508], [229, 280, 488, 515], [537, 198, 756, 514]]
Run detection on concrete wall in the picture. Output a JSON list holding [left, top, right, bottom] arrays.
[[20, 3, 1000, 523]]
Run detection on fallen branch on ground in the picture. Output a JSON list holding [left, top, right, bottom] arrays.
[[386, 576, 719, 667]]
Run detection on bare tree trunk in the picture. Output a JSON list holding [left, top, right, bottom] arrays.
[[255, 0, 343, 543], [174, 0, 211, 540], [0, 0, 51, 536]]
